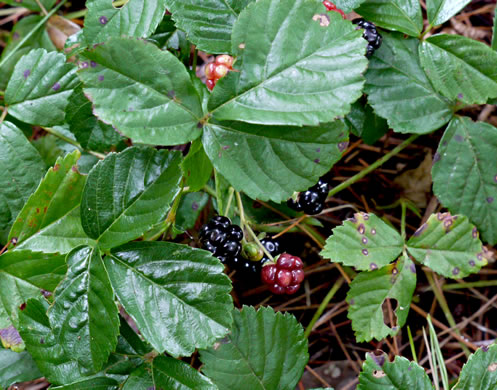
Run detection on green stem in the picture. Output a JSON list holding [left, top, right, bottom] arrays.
[[223, 187, 234, 217], [420, 24, 434, 40], [304, 278, 345, 338], [43, 127, 106, 159], [328, 134, 419, 198], [0, 0, 68, 69], [400, 200, 407, 241], [192, 48, 198, 73]]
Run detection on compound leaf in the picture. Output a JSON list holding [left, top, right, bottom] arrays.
[[105, 241, 233, 356], [203, 121, 348, 202], [81, 147, 182, 249], [365, 33, 453, 134], [49, 246, 119, 372], [453, 345, 497, 389], [200, 306, 308, 390], [208, 0, 368, 126], [358, 352, 434, 390], [432, 117, 497, 245], [407, 212, 487, 279], [5, 49, 79, 126], [347, 256, 416, 342], [420, 35, 497, 105], [79, 37, 203, 146], [321, 212, 403, 271]]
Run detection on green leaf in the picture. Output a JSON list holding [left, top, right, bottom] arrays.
[[49, 246, 119, 372], [0, 15, 56, 90], [32, 134, 65, 168], [176, 192, 209, 231], [181, 139, 213, 193], [81, 147, 182, 249], [356, 0, 423, 37], [365, 33, 453, 134], [0, 349, 41, 388], [492, 6, 497, 51], [79, 37, 203, 146], [200, 306, 308, 390], [432, 117, 497, 245], [9, 151, 94, 254], [66, 86, 123, 152], [105, 241, 233, 356], [83, 0, 168, 46], [321, 212, 403, 271], [0, 251, 66, 292], [406, 212, 487, 279], [202, 121, 348, 202], [333, 0, 366, 13], [167, 0, 255, 54], [18, 298, 90, 384], [0, 0, 56, 12], [347, 256, 416, 342], [208, 0, 368, 126], [5, 49, 79, 126], [122, 365, 154, 389], [419, 35, 497, 105], [344, 101, 389, 145], [50, 377, 120, 390], [426, 0, 471, 26], [358, 352, 434, 389], [453, 345, 497, 389], [152, 356, 216, 389], [0, 122, 45, 244]]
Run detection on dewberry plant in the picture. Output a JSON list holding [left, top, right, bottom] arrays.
[[0, 0, 496, 388]]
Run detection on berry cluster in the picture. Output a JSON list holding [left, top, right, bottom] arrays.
[[287, 178, 329, 215], [353, 19, 382, 58], [322, 0, 345, 18], [199, 216, 243, 263], [261, 254, 305, 295], [260, 236, 281, 266], [204, 55, 234, 91]]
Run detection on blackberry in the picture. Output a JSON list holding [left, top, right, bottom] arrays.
[[353, 18, 382, 58], [261, 253, 305, 295], [199, 216, 244, 265], [260, 236, 281, 257], [287, 178, 329, 215]]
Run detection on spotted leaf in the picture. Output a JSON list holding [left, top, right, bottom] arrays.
[[321, 212, 403, 271], [453, 345, 497, 389]]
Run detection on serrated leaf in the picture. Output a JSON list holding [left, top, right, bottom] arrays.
[[9, 151, 94, 254], [66, 86, 123, 152], [333, 0, 366, 13], [453, 345, 497, 389], [5, 49, 79, 126], [105, 241, 233, 356], [419, 35, 497, 105], [181, 139, 213, 193], [122, 364, 154, 389], [83, 0, 168, 46], [0, 122, 45, 243], [0, 251, 66, 292], [152, 355, 216, 389], [32, 134, 65, 168], [356, 0, 423, 37], [426, 0, 471, 26], [200, 306, 308, 390], [79, 37, 203, 146], [407, 212, 487, 279], [358, 352, 433, 389], [208, 0, 368, 126], [0, 0, 56, 12], [365, 33, 453, 134], [0, 15, 56, 90], [81, 147, 182, 249], [203, 121, 348, 202], [0, 349, 41, 388], [50, 377, 119, 390], [347, 256, 416, 342], [344, 100, 388, 145], [176, 192, 209, 230], [167, 0, 255, 54], [432, 117, 497, 245], [321, 212, 403, 271], [49, 246, 119, 372], [17, 298, 91, 384]]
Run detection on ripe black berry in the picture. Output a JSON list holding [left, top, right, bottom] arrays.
[[287, 178, 329, 215], [260, 236, 280, 257], [353, 18, 382, 58], [199, 216, 244, 266], [227, 225, 243, 241]]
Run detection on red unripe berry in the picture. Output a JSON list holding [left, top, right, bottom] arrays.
[[336, 9, 346, 19], [277, 253, 303, 270], [261, 264, 277, 284], [286, 284, 300, 295], [206, 79, 216, 91], [291, 269, 305, 285], [205, 63, 216, 80], [322, 0, 336, 11], [214, 64, 229, 79], [269, 283, 286, 295], [276, 269, 292, 287], [215, 54, 234, 69]]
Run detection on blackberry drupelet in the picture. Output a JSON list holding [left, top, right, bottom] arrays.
[[287, 178, 329, 215], [353, 18, 382, 58]]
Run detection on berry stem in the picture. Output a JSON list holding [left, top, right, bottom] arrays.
[[304, 277, 345, 338], [327, 134, 419, 199], [224, 187, 235, 217]]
